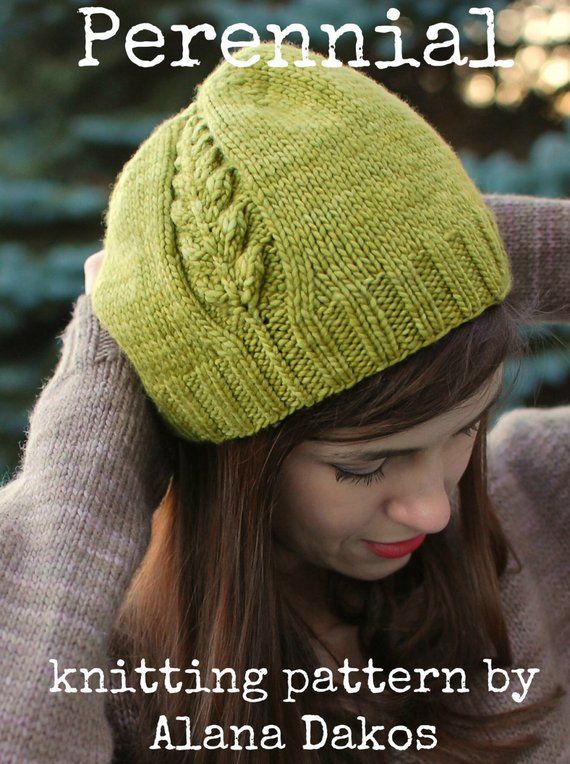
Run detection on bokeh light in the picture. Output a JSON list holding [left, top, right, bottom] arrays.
[[554, 89, 570, 115], [463, 0, 569, 111], [536, 47, 570, 90], [463, 73, 496, 106]]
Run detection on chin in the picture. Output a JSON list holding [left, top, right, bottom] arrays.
[[351, 555, 410, 582]]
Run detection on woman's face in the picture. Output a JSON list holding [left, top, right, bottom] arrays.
[[273, 366, 503, 583]]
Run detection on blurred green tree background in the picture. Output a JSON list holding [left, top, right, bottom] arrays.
[[1, 0, 568, 481]]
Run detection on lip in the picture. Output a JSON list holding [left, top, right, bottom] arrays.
[[362, 533, 427, 559]]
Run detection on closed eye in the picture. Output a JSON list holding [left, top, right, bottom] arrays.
[[333, 463, 386, 486], [331, 417, 483, 486], [458, 422, 480, 437]]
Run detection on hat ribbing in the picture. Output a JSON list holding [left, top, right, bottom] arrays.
[[91, 42, 512, 443]]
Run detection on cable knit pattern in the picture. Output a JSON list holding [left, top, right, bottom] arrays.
[[92, 42, 512, 443], [171, 101, 271, 317]]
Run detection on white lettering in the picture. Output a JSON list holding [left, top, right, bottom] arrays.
[[468, 7, 514, 68], [78, 7, 120, 66], [220, 23, 260, 67]]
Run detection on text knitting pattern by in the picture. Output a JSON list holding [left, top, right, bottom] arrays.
[[92, 41, 512, 442]]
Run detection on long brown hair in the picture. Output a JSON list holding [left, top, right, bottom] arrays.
[[109, 297, 564, 763]]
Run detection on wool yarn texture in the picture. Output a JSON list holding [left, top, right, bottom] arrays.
[[91, 41, 512, 443]]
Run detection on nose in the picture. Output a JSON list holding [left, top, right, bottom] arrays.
[[383, 491, 451, 536], [382, 457, 452, 535]]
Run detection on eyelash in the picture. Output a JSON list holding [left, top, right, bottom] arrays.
[[333, 420, 481, 486], [460, 422, 480, 438], [335, 464, 386, 486]]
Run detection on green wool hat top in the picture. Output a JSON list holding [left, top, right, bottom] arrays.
[[91, 41, 512, 443]]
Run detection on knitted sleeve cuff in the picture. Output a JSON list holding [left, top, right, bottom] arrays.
[[52, 292, 130, 380]]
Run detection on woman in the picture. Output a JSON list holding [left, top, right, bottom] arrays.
[[1, 42, 568, 763]]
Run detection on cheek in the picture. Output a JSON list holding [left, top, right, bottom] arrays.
[[274, 460, 373, 541]]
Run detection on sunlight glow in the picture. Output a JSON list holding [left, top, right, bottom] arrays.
[[463, 0, 569, 110]]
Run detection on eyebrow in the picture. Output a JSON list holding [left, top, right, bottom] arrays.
[[323, 389, 503, 463]]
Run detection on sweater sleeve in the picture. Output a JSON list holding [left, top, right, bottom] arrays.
[[488, 405, 570, 660], [484, 194, 570, 323], [486, 406, 570, 762], [0, 293, 173, 763]]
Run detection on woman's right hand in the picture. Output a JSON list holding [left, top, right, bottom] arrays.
[[84, 249, 105, 295]]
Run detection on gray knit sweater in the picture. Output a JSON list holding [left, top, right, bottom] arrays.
[[0, 195, 568, 763]]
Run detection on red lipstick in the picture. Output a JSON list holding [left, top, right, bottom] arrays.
[[362, 533, 426, 559]]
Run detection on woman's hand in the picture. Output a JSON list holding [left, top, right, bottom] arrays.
[[84, 249, 105, 295]]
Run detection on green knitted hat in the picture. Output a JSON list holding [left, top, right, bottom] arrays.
[[91, 41, 512, 443]]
